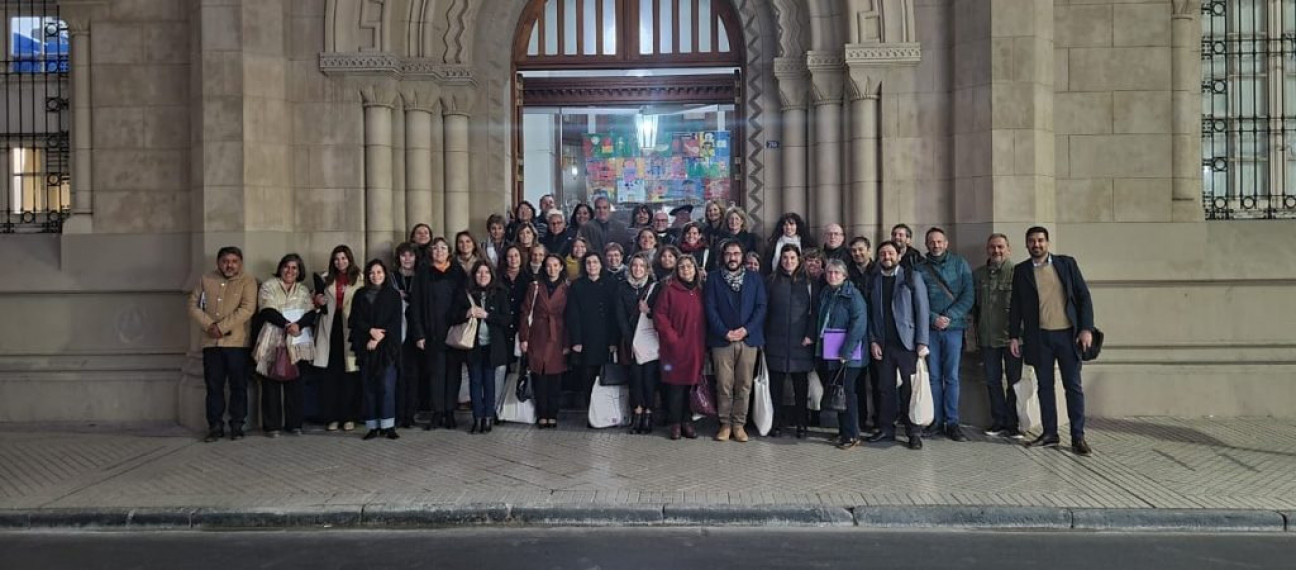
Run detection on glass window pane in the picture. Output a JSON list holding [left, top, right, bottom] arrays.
[[659, 0, 673, 54], [603, 0, 617, 54], [583, 0, 597, 55], [639, 0, 654, 55], [564, 0, 578, 55], [528, 24, 539, 56], [680, 0, 693, 53], [719, 22, 730, 52], [699, 0, 712, 52], [544, 0, 559, 55]]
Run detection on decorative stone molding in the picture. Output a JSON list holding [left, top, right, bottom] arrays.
[[806, 51, 845, 106], [773, 0, 809, 59], [359, 80, 399, 108], [319, 52, 476, 85], [845, 68, 882, 101], [774, 57, 810, 111], [440, 86, 477, 116], [1172, 0, 1199, 17], [399, 83, 441, 113], [844, 43, 922, 66]]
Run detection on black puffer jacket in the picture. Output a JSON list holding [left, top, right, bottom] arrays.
[[565, 273, 620, 367], [764, 269, 817, 374]]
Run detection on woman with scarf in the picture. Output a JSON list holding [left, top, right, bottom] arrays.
[[514, 223, 539, 265], [816, 259, 869, 450], [653, 254, 706, 440], [764, 244, 816, 439], [410, 237, 468, 430], [453, 230, 482, 272], [391, 242, 421, 429], [313, 245, 362, 432], [480, 214, 509, 267], [349, 259, 403, 440], [564, 237, 589, 281], [449, 261, 513, 434], [615, 253, 661, 434], [408, 224, 433, 262], [498, 244, 532, 352], [677, 222, 711, 273], [254, 254, 317, 437], [604, 243, 626, 280], [566, 252, 619, 412], [634, 227, 659, 263], [520, 254, 571, 428], [766, 213, 814, 272]]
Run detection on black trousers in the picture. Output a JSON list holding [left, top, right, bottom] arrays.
[[426, 345, 463, 414], [397, 341, 424, 425], [628, 361, 660, 411], [321, 317, 360, 423], [202, 347, 249, 430], [876, 344, 919, 437], [770, 371, 808, 428], [535, 373, 563, 421], [666, 384, 692, 425], [261, 376, 303, 431], [859, 361, 882, 429]]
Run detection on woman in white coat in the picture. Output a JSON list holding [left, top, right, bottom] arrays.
[[313, 244, 363, 431]]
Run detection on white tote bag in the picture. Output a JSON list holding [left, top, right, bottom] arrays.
[[494, 365, 509, 411], [1014, 366, 1042, 434], [907, 357, 935, 427], [458, 364, 471, 404], [807, 369, 824, 411], [751, 352, 774, 436], [497, 370, 536, 424], [587, 377, 631, 428], [631, 315, 660, 364]]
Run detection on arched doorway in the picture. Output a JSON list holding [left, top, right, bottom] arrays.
[[512, 0, 745, 222]]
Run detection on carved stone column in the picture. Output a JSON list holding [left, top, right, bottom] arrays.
[[1171, 0, 1204, 221], [361, 83, 397, 261], [402, 85, 437, 233], [441, 87, 475, 233], [807, 51, 846, 232], [775, 57, 810, 220], [60, 1, 105, 231], [846, 69, 882, 241]]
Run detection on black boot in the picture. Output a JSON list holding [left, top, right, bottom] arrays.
[[384, 428, 400, 440], [629, 411, 643, 434], [362, 429, 380, 440], [482, 418, 492, 433], [425, 412, 439, 431], [446, 412, 457, 430], [642, 412, 654, 434]]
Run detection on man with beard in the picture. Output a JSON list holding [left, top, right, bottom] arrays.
[[703, 240, 768, 443], [847, 236, 879, 431], [866, 241, 930, 450], [973, 233, 1022, 439], [916, 227, 974, 442], [890, 224, 924, 269], [821, 223, 850, 264], [1009, 226, 1095, 456]]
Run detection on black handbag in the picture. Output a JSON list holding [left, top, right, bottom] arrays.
[[825, 368, 847, 412], [599, 362, 630, 386], [516, 370, 534, 402], [1080, 327, 1104, 362]]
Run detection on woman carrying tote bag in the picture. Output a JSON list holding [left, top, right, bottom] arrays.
[[615, 253, 662, 434], [764, 243, 817, 439], [448, 261, 514, 434]]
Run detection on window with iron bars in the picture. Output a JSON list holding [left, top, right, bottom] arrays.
[[1202, 0, 1296, 219], [2, 1, 70, 233]]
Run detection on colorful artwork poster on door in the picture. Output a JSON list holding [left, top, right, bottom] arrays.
[[582, 132, 731, 204]]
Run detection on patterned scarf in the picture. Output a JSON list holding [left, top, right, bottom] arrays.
[[723, 267, 745, 292]]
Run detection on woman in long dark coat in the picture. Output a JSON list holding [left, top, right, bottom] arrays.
[[566, 252, 619, 410], [349, 259, 403, 440], [449, 261, 514, 434], [652, 254, 706, 440], [764, 243, 817, 439], [520, 254, 570, 428], [409, 237, 468, 430]]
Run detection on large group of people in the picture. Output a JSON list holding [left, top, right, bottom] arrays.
[[191, 194, 1097, 456]]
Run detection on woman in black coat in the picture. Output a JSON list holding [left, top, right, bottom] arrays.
[[449, 261, 514, 434], [349, 259, 404, 440], [614, 253, 662, 434], [764, 243, 817, 438], [566, 251, 620, 410], [409, 237, 468, 430]]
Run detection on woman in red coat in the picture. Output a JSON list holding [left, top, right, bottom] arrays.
[[653, 254, 706, 440], [519, 254, 570, 428]]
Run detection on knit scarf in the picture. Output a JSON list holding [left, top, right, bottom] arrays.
[[723, 267, 745, 292], [626, 272, 649, 290]]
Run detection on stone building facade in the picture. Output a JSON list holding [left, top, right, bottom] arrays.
[[0, 0, 1292, 426]]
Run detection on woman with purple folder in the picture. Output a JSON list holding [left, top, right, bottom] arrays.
[[815, 259, 870, 450]]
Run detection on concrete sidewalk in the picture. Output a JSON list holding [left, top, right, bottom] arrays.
[[2, 417, 1295, 531]]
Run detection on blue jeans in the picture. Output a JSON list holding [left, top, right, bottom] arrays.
[[981, 346, 1021, 429], [467, 347, 497, 420], [926, 328, 963, 428], [1034, 330, 1085, 440], [362, 364, 396, 430]]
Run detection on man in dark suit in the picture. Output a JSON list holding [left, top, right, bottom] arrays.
[[1008, 226, 1096, 456]]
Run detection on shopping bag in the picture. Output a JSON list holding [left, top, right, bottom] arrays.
[[631, 314, 660, 363], [458, 364, 471, 404], [445, 318, 478, 350], [587, 377, 631, 428], [498, 369, 537, 424], [689, 377, 717, 416], [268, 346, 299, 382], [494, 366, 509, 411], [1014, 367, 1042, 434], [807, 369, 824, 411], [751, 353, 774, 436], [599, 362, 630, 386], [908, 357, 934, 426]]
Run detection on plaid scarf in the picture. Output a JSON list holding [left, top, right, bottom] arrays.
[[723, 267, 746, 292]]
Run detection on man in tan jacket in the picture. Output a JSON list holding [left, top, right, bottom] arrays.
[[189, 246, 258, 442]]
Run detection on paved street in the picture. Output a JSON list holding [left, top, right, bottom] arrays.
[[3, 528, 1295, 569], [2, 416, 1295, 514]]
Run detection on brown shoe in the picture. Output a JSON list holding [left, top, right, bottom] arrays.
[[670, 424, 681, 440], [1073, 438, 1093, 457], [732, 426, 749, 443], [715, 424, 731, 442]]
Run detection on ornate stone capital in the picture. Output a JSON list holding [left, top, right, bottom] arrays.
[[400, 83, 441, 113], [844, 43, 922, 67], [359, 80, 400, 108], [774, 57, 810, 110], [845, 67, 882, 102], [806, 51, 845, 106], [319, 52, 476, 86], [440, 86, 477, 116]]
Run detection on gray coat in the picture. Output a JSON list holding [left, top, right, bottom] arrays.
[[764, 271, 816, 374], [868, 266, 930, 352]]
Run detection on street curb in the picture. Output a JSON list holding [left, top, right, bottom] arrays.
[[510, 504, 665, 526], [663, 504, 854, 527], [362, 503, 510, 527], [1070, 508, 1287, 533], [853, 506, 1072, 529], [2, 505, 1292, 532]]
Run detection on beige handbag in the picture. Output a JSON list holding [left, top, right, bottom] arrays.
[[445, 293, 480, 350]]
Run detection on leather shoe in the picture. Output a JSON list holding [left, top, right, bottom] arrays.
[[865, 431, 895, 443], [384, 428, 400, 440], [907, 435, 923, 450], [921, 424, 942, 438], [945, 425, 969, 442], [203, 428, 223, 443], [836, 437, 859, 450], [362, 429, 380, 440], [670, 424, 681, 440], [483, 419, 492, 434], [682, 422, 697, 439], [1072, 438, 1093, 456], [795, 426, 807, 439], [230, 428, 245, 441], [1026, 434, 1060, 448]]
